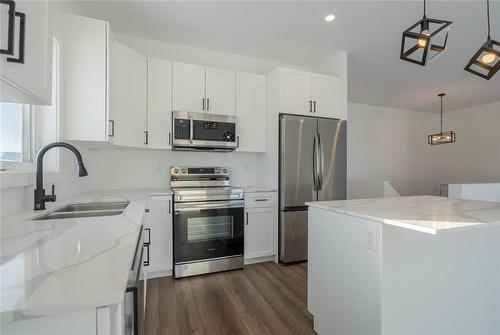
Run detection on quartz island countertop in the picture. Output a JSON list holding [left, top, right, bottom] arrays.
[[0, 189, 171, 327], [306, 195, 500, 234]]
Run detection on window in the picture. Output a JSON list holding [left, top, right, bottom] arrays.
[[0, 37, 59, 172], [0, 102, 34, 164]]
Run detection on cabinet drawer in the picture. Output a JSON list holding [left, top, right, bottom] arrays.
[[245, 192, 276, 208]]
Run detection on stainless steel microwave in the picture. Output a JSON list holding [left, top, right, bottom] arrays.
[[172, 111, 238, 152]]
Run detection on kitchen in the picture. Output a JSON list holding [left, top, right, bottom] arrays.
[[1, 1, 500, 335]]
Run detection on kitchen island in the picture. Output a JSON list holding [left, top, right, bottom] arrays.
[[307, 196, 500, 335]]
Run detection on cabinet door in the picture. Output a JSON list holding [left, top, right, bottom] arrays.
[[245, 208, 274, 260], [172, 62, 205, 112], [279, 68, 311, 116], [205, 67, 235, 115], [0, 0, 52, 104], [109, 41, 147, 148], [147, 58, 172, 149], [62, 14, 109, 142], [145, 196, 173, 275], [311, 73, 341, 119], [235, 72, 266, 152]]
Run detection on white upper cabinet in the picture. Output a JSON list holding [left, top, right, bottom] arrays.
[[205, 67, 235, 116], [311, 73, 341, 119], [279, 68, 312, 116], [236, 72, 266, 152], [63, 14, 110, 142], [147, 58, 173, 149], [273, 67, 344, 120], [109, 41, 147, 148], [172, 62, 205, 113], [0, 0, 52, 104], [172, 62, 236, 115]]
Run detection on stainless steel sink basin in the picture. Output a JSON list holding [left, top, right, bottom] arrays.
[[35, 210, 125, 220], [54, 201, 130, 213], [33, 201, 130, 221]]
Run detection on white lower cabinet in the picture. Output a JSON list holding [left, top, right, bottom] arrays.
[[244, 192, 277, 263], [144, 195, 173, 277]]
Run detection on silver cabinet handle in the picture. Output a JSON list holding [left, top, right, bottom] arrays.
[[309, 100, 313, 113], [313, 101, 317, 113], [144, 131, 149, 145], [202, 97, 205, 111], [168, 132, 172, 146], [108, 120, 115, 137], [254, 198, 268, 202], [246, 212, 249, 225], [207, 98, 210, 111]]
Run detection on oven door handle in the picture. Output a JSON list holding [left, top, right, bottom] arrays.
[[174, 200, 244, 212]]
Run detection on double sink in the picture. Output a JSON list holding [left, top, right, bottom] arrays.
[[34, 201, 130, 221]]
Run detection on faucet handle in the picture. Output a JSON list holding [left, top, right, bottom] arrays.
[[46, 184, 56, 202]]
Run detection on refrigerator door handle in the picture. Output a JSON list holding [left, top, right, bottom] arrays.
[[318, 132, 324, 191], [312, 134, 318, 191]]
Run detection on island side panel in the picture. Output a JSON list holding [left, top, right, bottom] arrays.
[[381, 224, 500, 335], [308, 207, 382, 335]]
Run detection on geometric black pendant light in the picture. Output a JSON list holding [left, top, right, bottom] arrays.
[[464, 0, 499, 80], [428, 93, 456, 146], [401, 0, 453, 66]]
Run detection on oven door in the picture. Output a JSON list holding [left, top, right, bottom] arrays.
[[173, 200, 244, 264]]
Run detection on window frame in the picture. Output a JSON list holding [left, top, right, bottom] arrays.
[[0, 103, 35, 171]]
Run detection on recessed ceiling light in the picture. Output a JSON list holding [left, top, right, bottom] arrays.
[[324, 14, 335, 22]]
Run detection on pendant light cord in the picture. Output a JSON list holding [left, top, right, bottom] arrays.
[[440, 96, 443, 135], [487, 0, 491, 39], [423, 0, 426, 18]]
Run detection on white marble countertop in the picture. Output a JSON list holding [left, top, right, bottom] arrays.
[[0, 189, 170, 326], [306, 196, 500, 234]]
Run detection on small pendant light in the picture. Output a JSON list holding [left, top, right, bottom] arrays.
[[401, 0, 453, 66], [464, 0, 499, 80], [428, 93, 456, 146]]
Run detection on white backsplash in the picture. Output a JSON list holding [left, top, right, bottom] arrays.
[[85, 147, 259, 190]]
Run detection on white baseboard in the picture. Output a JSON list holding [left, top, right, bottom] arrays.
[[244, 255, 276, 265]]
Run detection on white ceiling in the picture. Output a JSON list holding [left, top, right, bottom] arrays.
[[78, 0, 500, 112]]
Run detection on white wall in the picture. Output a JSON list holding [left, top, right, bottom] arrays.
[[435, 102, 500, 184], [84, 148, 257, 190], [347, 102, 438, 196]]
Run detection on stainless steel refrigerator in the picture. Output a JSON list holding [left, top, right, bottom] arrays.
[[279, 114, 347, 263]]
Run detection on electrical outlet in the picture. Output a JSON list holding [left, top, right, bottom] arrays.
[[365, 225, 378, 251]]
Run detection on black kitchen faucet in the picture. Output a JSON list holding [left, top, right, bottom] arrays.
[[34, 142, 88, 210]]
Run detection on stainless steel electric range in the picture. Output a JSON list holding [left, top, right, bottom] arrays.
[[171, 166, 244, 278]]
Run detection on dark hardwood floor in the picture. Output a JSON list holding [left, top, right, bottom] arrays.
[[138, 262, 315, 335]]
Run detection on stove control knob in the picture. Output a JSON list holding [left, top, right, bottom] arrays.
[[181, 168, 187, 174], [221, 168, 227, 174], [172, 168, 179, 175], [215, 168, 221, 174]]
